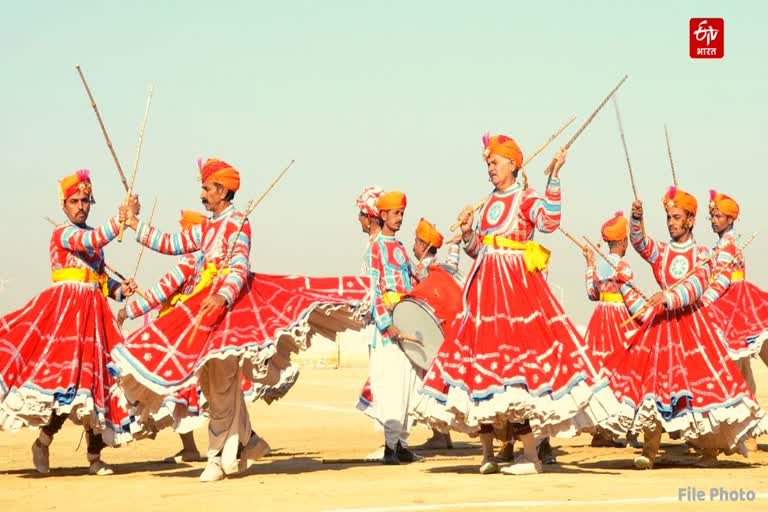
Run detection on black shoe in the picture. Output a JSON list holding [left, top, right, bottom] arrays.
[[396, 442, 423, 463], [382, 444, 400, 465], [537, 438, 557, 464]]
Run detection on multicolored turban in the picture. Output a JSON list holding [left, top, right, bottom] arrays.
[[482, 132, 524, 167], [709, 189, 739, 219], [376, 190, 407, 211], [601, 211, 629, 241], [58, 169, 93, 202], [355, 185, 383, 217], [662, 186, 698, 215], [179, 209, 207, 229], [198, 158, 240, 192], [415, 217, 444, 248]]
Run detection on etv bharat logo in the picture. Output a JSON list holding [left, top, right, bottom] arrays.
[[690, 18, 724, 59]]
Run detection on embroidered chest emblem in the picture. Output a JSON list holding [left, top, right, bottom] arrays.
[[486, 201, 504, 225], [669, 255, 690, 280], [392, 247, 407, 266]]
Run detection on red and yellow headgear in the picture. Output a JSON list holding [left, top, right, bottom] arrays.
[[415, 218, 444, 248], [376, 190, 407, 211], [198, 158, 240, 192], [709, 189, 739, 219], [601, 211, 628, 242], [482, 132, 524, 168], [179, 209, 207, 229], [58, 169, 93, 202], [662, 186, 697, 215]]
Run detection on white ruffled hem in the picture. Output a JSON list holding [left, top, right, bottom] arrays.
[[414, 379, 618, 438], [0, 385, 136, 446], [727, 330, 768, 361], [601, 395, 768, 450]]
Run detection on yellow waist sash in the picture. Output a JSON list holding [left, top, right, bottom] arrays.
[[599, 291, 624, 303], [481, 235, 551, 272], [158, 262, 230, 316], [51, 267, 108, 297], [731, 270, 745, 281], [381, 291, 403, 309]]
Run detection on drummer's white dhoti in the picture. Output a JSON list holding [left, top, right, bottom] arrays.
[[369, 335, 420, 449]]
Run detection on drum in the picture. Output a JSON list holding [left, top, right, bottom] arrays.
[[392, 264, 464, 371]]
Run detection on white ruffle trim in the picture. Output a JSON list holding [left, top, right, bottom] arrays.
[[413, 378, 618, 438], [0, 384, 137, 446], [727, 330, 768, 361], [601, 394, 768, 450]]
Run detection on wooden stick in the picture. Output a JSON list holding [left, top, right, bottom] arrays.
[[612, 95, 639, 200], [132, 196, 158, 280], [557, 226, 587, 251], [583, 236, 650, 301], [449, 117, 575, 231], [185, 159, 296, 346], [664, 124, 678, 187], [75, 65, 129, 192], [564, 74, 629, 150], [620, 233, 751, 327], [118, 83, 154, 242]]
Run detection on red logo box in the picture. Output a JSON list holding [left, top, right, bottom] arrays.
[[690, 18, 724, 59]]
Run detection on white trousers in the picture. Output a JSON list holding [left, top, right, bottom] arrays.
[[199, 357, 251, 473], [369, 340, 420, 449]]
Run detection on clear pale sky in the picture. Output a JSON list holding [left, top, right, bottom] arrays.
[[1, 1, 765, 326]]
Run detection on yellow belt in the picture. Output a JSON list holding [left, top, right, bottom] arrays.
[[381, 291, 403, 309], [481, 235, 551, 272], [731, 270, 744, 281], [51, 267, 109, 297], [599, 291, 623, 303], [158, 262, 230, 316]]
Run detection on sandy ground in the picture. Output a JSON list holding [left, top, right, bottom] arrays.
[[2, 365, 768, 512]]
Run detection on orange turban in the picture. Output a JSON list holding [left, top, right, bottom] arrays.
[[179, 209, 207, 229], [58, 169, 92, 202], [415, 218, 444, 248], [376, 191, 407, 211], [601, 211, 629, 242], [482, 132, 524, 167], [199, 158, 240, 192], [662, 186, 697, 215], [709, 189, 739, 219]]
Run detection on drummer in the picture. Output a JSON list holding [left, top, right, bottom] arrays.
[[366, 190, 422, 465], [410, 217, 458, 450]]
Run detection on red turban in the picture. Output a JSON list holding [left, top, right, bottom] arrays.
[[601, 211, 629, 242], [179, 209, 207, 229], [58, 169, 92, 202], [482, 133, 524, 167], [662, 186, 698, 215], [199, 158, 240, 192], [376, 191, 407, 211], [355, 185, 383, 217], [709, 189, 739, 219], [415, 218, 444, 248]]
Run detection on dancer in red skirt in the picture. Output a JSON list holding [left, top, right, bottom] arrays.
[[603, 188, 767, 470], [582, 211, 647, 448], [702, 190, 768, 391], [0, 169, 138, 476], [111, 158, 370, 481], [416, 134, 617, 475]]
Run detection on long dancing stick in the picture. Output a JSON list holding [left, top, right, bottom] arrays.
[[185, 159, 296, 346], [664, 124, 678, 187], [557, 226, 587, 251], [582, 236, 650, 301], [612, 95, 639, 200], [132, 196, 158, 279], [449, 116, 576, 232], [118, 84, 154, 242], [75, 65, 129, 192], [620, 233, 752, 327]]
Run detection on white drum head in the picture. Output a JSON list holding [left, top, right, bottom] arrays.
[[392, 298, 444, 371]]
